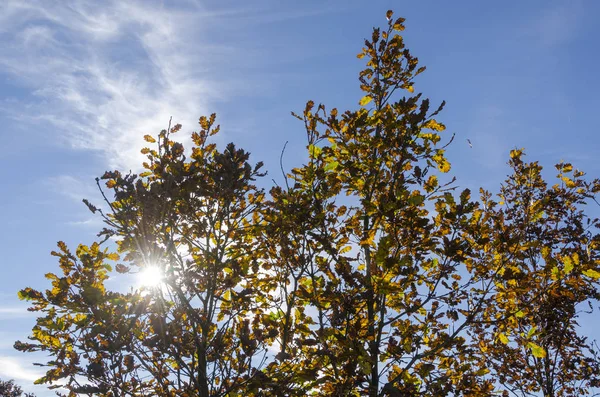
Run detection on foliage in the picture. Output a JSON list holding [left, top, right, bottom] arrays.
[[15, 10, 600, 397], [0, 378, 36, 397], [470, 152, 600, 396]]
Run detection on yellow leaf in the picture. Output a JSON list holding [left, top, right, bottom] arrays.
[[339, 246, 352, 254], [562, 177, 576, 188], [143, 134, 156, 143], [106, 180, 117, 188], [359, 96, 373, 106], [407, 85, 414, 93], [357, 53, 365, 59], [308, 144, 322, 158], [528, 342, 546, 358], [563, 256, 574, 275], [510, 149, 523, 159], [423, 119, 446, 132], [435, 157, 451, 173], [498, 333, 509, 345], [583, 269, 600, 279], [573, 252, 580, 265]]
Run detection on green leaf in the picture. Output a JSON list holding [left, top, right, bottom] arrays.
[[324, 160, 339, 172]]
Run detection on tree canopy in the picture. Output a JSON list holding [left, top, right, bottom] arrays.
[[15, 10, 600, 397]]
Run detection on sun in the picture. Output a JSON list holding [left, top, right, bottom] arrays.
[[137, 265, 164, 288]]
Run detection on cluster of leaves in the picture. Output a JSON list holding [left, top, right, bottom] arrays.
[[0, 378, 36, 397], [15, 10, 600, 397]]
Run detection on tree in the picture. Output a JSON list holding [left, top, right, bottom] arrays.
[[470, 153, 600, 396], [0, 378, 36, 397], [15, 10, 600, 397]]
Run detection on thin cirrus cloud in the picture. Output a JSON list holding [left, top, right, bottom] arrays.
[[0, 0, 276, 171], [0, 306, 35, 319], [0, 356, 43, 382]]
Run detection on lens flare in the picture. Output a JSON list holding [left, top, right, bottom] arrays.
[[137, 265, 164, 288]]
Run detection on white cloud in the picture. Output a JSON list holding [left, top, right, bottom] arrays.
[[0, 0, 338, 172], [42, 175, 97, 203], [0, 356, 43, 382], [0, 307, 34, 318], [0, 0, 224, 170]]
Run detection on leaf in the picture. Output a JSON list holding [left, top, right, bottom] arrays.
[[551, 266, 560, 281], [359, 96, 373, 106], [563, 256, 574, 275], [308, 144, 322, 158], [436, 157, 451, 173], [498, 333, 509, 345], [583, 269, 600, 279], [143, 135, 156, 143], [115, 264, 130, 273], [423, 119, 445, 132], [510, 148, 523, 159], [324, 160, 339, 172], [528, 342, 546, 358]]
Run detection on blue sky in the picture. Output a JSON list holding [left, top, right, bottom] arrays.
[[1, 0, 599, 394]]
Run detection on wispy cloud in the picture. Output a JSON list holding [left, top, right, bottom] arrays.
[[0, 1, 239, 170], [0, 0, 339, 172], [0, 307, 35, 319], [0, 356, 43, 382], [42, 175, 98, 203]]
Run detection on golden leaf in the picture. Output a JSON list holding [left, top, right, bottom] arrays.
[[498, 333, 509, 345], [528, 342, 546, 358], [359, 96, 373, 106], [583, 269, 600, 279]]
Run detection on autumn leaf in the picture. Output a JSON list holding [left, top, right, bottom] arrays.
[[583, 269, 600, 279], [359, 95, 373, 106], [528, 342, 547, 358]]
